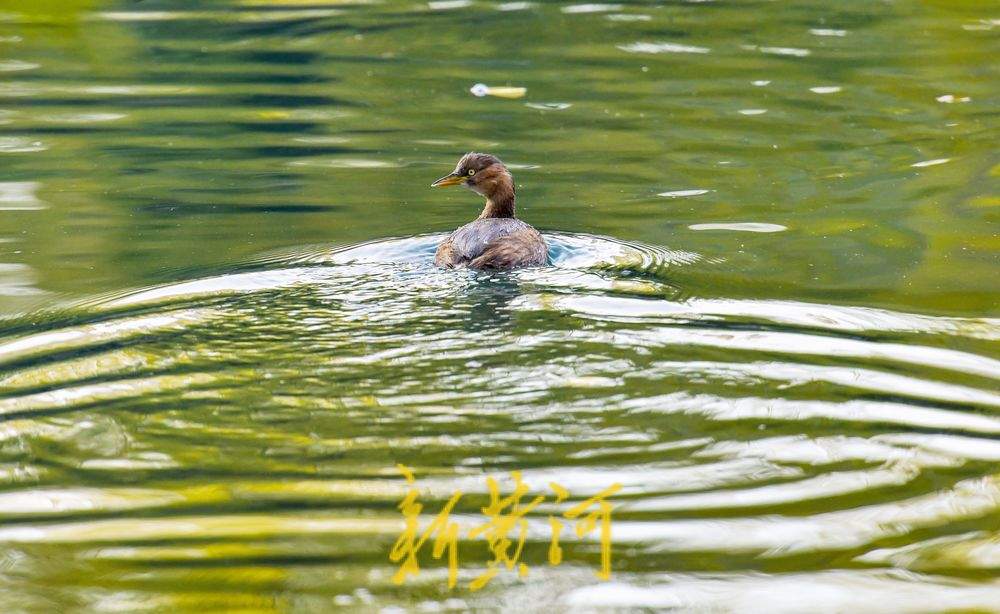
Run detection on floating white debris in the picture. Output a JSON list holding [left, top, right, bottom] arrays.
[[911, 158, 951, 168], [0, 137, 46, 153], [809, 28, 847, 36], [289, 158, 396, 169], [525, 102, 572, 110], [659, 189, 710, 198], [470, 83, 526, 99], [43, 112, 127, 123], [0, 60, 38, 72], [97, 9, 343, 21], [240, 9, 346, 22], [95, 11, 186, 21], [936, 94, 970, 103], [428, 0, 471, 9], [738, 109, 767, 115], [689, 223, 787, 233], [751, 80, 771, 86], [961, 19, 998, 31], [412, 138, 454, 146], [810, 86, 842, 94], [754, 45, 811, 57], [617, 41, 710, 54], [497, 1, 532, 9], [0, 181, 45, 210], [561, 4, 622, 13], [606, 13, 651, 21], [82, 84, 204, 96]]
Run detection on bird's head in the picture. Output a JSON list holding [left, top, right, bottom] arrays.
[[431, 152, 513, 199]]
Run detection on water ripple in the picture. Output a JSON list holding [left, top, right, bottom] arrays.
[[0, 233, 995, 607]]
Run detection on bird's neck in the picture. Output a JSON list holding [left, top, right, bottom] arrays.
[[478, 179, 516, 219]]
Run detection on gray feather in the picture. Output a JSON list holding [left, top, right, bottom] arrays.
[[435, 219, 547, 269]]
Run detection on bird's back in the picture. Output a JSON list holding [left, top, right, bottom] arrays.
[[435, 218, 547, 269]]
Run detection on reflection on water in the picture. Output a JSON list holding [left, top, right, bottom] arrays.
[[0, 0, 997, 610], [1, 233, 998, 610]]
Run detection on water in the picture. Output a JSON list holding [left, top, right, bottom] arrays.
[[0, 0, 998, 611]]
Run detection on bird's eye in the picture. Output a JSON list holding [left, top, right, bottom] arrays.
[[467, 169, 476, 176]]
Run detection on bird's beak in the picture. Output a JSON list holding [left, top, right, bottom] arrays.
[[431, 172, 464, 188]]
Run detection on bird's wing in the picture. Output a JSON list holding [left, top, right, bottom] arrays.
[[434, 238, 467, 268], [468, 228, 547, 270]]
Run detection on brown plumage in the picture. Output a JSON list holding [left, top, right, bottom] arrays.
[[431, 152, 548, 270]]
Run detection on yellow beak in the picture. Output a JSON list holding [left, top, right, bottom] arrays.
[[431, 172, 464, 188]]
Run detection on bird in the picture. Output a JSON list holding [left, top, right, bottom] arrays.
[[431, 152, 548, 270]]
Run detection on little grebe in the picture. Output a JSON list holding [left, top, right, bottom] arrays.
[[431, 152, 548, 270]]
